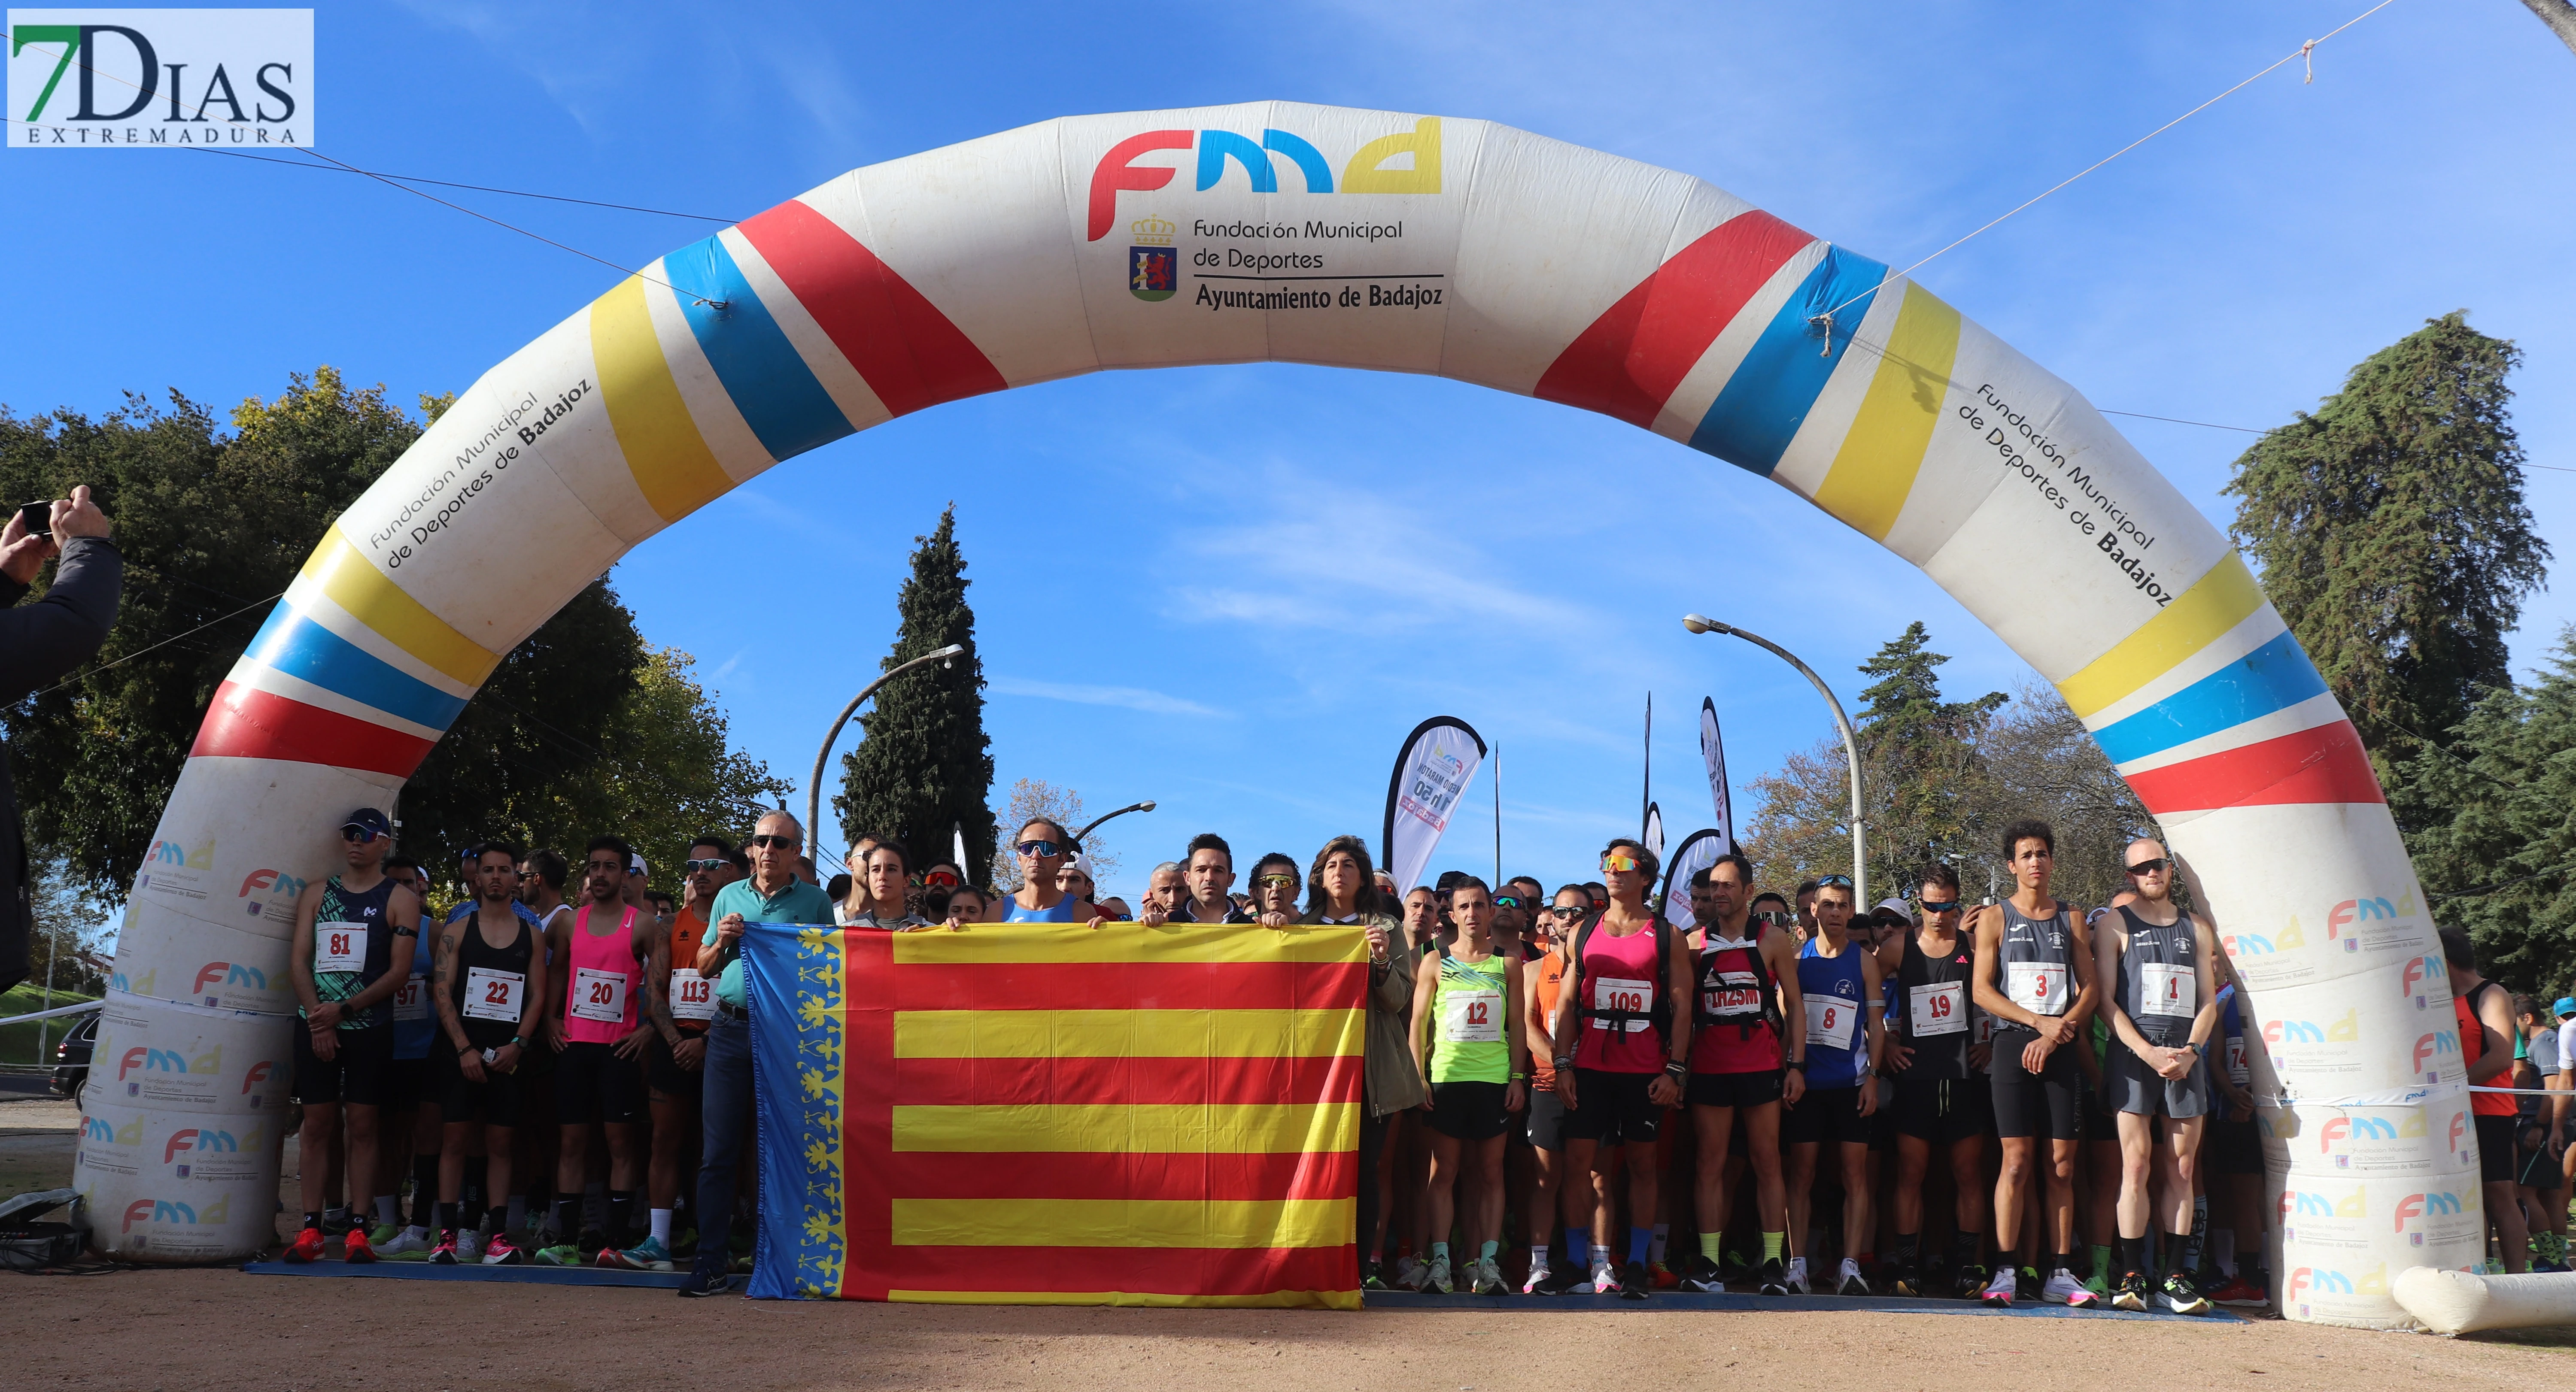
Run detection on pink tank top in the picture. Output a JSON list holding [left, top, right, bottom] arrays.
[[1572, 920, 1666, 1074], [562, 904, 641, 1045]]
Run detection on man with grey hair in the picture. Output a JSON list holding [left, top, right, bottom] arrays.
[[1145, 861, 1186, 915], [681, 810, 831, 1297]]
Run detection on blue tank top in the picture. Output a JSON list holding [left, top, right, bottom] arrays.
[[1002, 892, 1079, 923], [1796, 937, 1870, 1088]]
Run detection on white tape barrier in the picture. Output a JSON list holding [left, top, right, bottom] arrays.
[[2394, 1266, 2576, 1334], [0, 999, 106, 1028]]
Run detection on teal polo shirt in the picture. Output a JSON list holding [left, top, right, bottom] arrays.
[[704, 875, 835, 1010]]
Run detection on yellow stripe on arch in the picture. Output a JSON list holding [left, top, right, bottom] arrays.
[[1810, 283, 1962, 541], [2055, 551, 2267, 718], [891, 1102, 1355, 1154], [894, 1008, 1361, 1060], [893, 1197, 1354, 1249], [589, 274, 735, 524], [298, 527, 501, 686]]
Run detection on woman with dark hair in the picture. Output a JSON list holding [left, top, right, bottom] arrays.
[[1300, 834, 1420, 1289], [846, 843, 929, 931]]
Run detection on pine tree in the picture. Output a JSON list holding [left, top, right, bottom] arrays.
[[2224, 312, 2548, 783], [1855, 622, 2004, 889], [832, 506, 996, 883]]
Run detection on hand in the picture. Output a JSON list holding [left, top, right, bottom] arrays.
[[491, 1043, 521, 1076], [716, 912, 745, 943], [1086, 915, 1110, 931], [1968, 1041, 1993, 1072], [1556, 1068, 1581, 1113], [1856, 1081, 1879, 1118], [1647, 1074, 1681, 1109], [1258, 909, 1292, 928], [307, 1001, 343, 1031], [2021, 1036, 2056, 1074], [309, 1025, 339, 1061], [50, 485, 110, 541], [2154, 1046, 2195, 1081], [0, 508, 57, 584], [1782, 1068, 1806, 1106], [614, 1026, 651, 1061], [1886, 1041, 1915, 1073], [1138, 902, 1170, 927], [674, 1035, 706, 1072], [2033, 1014, 2073, 1048], [2230, 1099, 2253, 1125], [543, 1016, 567, 1052], [1505, 1080, 1528, 1114], [1364, 922, 1391, 963], [458, 1046, 488, 1084]]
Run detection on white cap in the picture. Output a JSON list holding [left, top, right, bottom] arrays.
[[1873, 897, 1914, 925], [629, 853, 649, 878]]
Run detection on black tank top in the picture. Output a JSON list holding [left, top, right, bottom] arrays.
[[2112, 906, 2198, 1048], [1897, 929, 1976, 1080], [450, 909, 535, 1048], [1992, 898, 2075, 1036]]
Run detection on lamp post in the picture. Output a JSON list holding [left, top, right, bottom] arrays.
[[806, 644, 966, 861], [1681, 614, 1866, 909], [1071, 801, 1156, 854]]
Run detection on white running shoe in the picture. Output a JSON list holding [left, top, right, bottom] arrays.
[[1836, 1258, 1871, 1296], [1580, 1264, 1616, 1294], [1783, 1257, 1810, 1295], [1980, 1265, 2019, 1307], [1394, 1256, 1424, 1290], [456, 1228, 483, 1262], [2042, 1268, 2097, 1307], [1425, 1255, 1453, 1294], [1471, 1256, 1507, 1296], [1521, 1262, 1553, 1295], [375, 1227, 432, 1259]]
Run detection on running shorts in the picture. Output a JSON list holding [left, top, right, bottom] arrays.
[[1523, 1086, 1568, 1152], [1427, 1080, 1511, 1141], [434, 1045, 525, 1128], [290, 1025, 393, 1107], [1989, 1027, 2081, 1141], [2109, 1041, 2211, 1119], [2520, 1122, 2564, 1191], [554, 1040, 646, 1126], [384, 1055, 432, 1113], [646, 1032, 705, 1099], [1783, 1084, 1874, 1146], [2475, 1113, 2518, 1185], [1686, 1069, 1783, 1110], [2208, 1116, 2263, 1176], [1893, 1076, 1994, 1145], [1562, 1068, 1665, 1146]]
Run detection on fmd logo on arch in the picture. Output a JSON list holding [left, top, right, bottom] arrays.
[[8, 9, 312, 148]]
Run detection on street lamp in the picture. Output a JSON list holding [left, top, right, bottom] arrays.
[[806, 644, 967, 859], [1070, 801, 1156, 858], [1681, 614, 1867, 908]]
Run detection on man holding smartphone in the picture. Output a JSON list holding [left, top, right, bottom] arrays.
[[1, 485, 117, 994]]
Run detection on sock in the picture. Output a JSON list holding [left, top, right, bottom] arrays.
[[1565, 1227, 1590, 1266], [2118, 1236, 2147, 1278], [2164, 1231, 2190, 1277], [1527, 1243, 1551, 1274], [1649, 1222, 1669, 1264], [463, 1157, 488, 1221], [1590, 1243, 1614, 1273], [1893, 1233, 1920, 1268], [651, 1208, 673, 1245], [1479, 1239, 1499, 1263], [1699, 1231, 1724, 1263], [2090, 1243, 2111, 1283], [607, 1190, 637, 1248], [2186, 1196, 2209, 1270], [1627, 1226, 1652, 1265], [410, 1155, 440, 1226], [2050, 1251, 2072, 1277], [2214, 1228, 2237, 1277], [550, 1198, 577, 1239], [374, 1195, 398, 1226], [584, 1180, 608, 1232], [302, 1211, 321, 1231], [507, 1195, 528, 1236], [1430, 1240, 1450, 1266], [434, 1202, 456, 1232], [1762, 1231, 1785, 1263]]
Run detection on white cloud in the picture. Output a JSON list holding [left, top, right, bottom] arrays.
[[990, 677, 1226, 718]]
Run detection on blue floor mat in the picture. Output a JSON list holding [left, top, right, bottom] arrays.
[[241, 1259, 690, 1289], [1364, 1289, 2245, 1321]]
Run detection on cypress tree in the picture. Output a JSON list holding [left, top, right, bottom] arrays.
[[832, 505, 996, 883], [1853, 622, 2003, 887], [2224, 312, 2548, 782]]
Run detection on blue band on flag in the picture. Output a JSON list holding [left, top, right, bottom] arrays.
[[243, 607, 469, 732], [2091, 629, 2331, 765], [1689, 245, 1887, 476], [665, 235, 854, 464]]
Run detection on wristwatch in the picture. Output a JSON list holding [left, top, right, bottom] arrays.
[[1783, 1058, 1806, 1071]]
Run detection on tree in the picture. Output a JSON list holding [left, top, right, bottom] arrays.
[[1965, 683, 2159, 911], [1855, 622, 2005, 888], [991, 778, 1122, 892], [2224, 312, 2547, 785], [833, 506, 995, 883], [2387, 628, 2576, 992]]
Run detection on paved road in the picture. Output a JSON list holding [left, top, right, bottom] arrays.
[[0, 1071, 61, 1099]]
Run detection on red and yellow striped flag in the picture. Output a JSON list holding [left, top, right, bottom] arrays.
[[744, 919, 1367, 1307]]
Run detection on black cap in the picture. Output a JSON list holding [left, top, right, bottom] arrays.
[[343, 807, 394, 838]]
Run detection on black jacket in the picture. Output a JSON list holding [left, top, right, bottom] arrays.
[[0, 536, 122, 992]]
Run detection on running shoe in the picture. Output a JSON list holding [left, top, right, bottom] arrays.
[[2158, 1271, 2212, 1316], [1393, 1255, 1424, 1290], [430, 1229, 459, 1265], [1889, 1260, 1922, 1298], [2042, 1268, 2096, 1307], [376, 1227, 431, 1259], [365, 1222, 400, 1248], [2084, 1267, 2110, 1301], [1718, 1249, 1752, 1283], [1782, 1256, 1810, 1295], [1520, 1263, 1554, 1295], [1647, 1259, 1680, 1290], [1756, 1258, 1790, 1297], [2211, 1274, 2269, 1308], [1471, 1257, 1507, 1296], [1616, 1260, 1653, 1301], [676, 1270, 731, 1298], [1836, 1258, 1871, 1297], [1534, 1266, 1582, 1296], [342, 1226, 377, 1264], [1951, 1263, 1989, 1302], [1426, 1255, 1454, 1294], [1681, 1253, 1726, 1293], [480, 1232, 526, 1265], [320, 1210, 358, 1238], [283, 1225, 326, 1263], [1362, 1260, 1388, 1292], [2111, 1271, 2150, 1312], [1578, 1263, 1616, 1294], [532, 1240, 583, 1267], [2016, 1265, 2041, 1302], [610, 1235, 673, 1271], [1979, 1265, 2018, 1308], [456, 1228, 483, 1263]]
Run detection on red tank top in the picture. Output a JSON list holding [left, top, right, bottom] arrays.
[[1572, 921, 1665, 1074], [2458, 983, 2516, 1117], [562, 904, 642, 1045], [1690, 926, 1782, 1074]]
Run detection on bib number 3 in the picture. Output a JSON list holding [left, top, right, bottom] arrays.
[[2005, 961, 2069, 1017]]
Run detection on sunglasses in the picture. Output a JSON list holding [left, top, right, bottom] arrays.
[[1255, 873, 1297, 889], [1816, 874, 1853, 888], [1601, 854, 1640, 873], [1919, 898, 1962, 914], [747, 833, 802, 850], [685, 858, 729, 873], [1753, 910, 1796, 927], [2124, 858, 2172, 876], [922, 870, 961, 888], [1493, 895, 1525, 909], [1015, 840, 1063, 859], [1547, 906, 1586, 919], [340, 827, 383, 844]]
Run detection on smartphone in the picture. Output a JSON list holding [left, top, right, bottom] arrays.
[[16, 501, 49, 538]]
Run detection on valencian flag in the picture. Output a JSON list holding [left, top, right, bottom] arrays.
[[741, 918, 1367, 1307]]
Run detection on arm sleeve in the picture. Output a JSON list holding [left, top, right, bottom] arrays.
[[0, 537, 123, 704]]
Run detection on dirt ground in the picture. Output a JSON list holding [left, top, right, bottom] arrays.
[[7, 1095, 2573, 1390]]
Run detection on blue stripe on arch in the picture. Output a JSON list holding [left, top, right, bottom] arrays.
[[1688, 245, 1888, 476], [243, 607, 470, 731], [663, 234, 854, 463], [2092, 630, 2331, 765]]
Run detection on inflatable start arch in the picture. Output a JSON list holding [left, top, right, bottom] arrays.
[[85, 103, 2464, 1326]]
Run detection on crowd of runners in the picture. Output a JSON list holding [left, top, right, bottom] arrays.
[[270, 803, 2558, 1306]]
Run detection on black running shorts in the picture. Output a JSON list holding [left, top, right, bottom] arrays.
[[1989, 1027, 2081, 1140], [1523, 1086, 1568, 1152], [1686, 1069, 1783, 1110], [1783, 1083, 1874, 1146], [2476, 1113, 2518, 1185], [1562, 1068, 1664, 1146], [2109, 1040, 2211, 1119], [434, 1044, 525, 1128], [291, 1025, 393, 1107], [647, 1031, 706, 1099], [1427, 1081, 1511, 1141], [1893, 1076, 1994, 1144], [384, 1055, 432, 1113], [554, 1040, 646, 1126], [2208, 1116, 2263, 1175]]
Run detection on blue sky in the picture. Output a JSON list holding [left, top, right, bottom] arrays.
[[7, 1, 2573, 905]]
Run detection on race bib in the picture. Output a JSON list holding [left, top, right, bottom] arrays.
[[1975, 1011, 1994, 1046], [1589, 976, 1653, 1031], [2006, 961, 2069, 1017], [2140, 962, 2195, 1019], [1701, 968, 1762, 1019], [392, 973, 429, 1022], [462, 967, 524, 1023], [1805, 995, 1856, 1051], [314, 922, 366, 974], [571, 967, 628, 1025], [1909, 982, 1968, 1038], [670, 969, 717, 1023], [2225, 1034, 2250, 1086], [1441, 988, 1504, 1043]]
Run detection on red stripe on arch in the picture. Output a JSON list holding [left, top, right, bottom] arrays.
[[892, 1052, 1361, 1109], [882, 1149, 1355, 1203], [892, 959, 1366, 1013], [1533, 209, 1816, 427], [2126, 719, 2385, 814], [190, 680, 434, 777], [735, 200, 1007, 417]]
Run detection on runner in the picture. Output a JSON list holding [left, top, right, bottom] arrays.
[[1968, 819, 2099, 1307], [611, 835, 738, 1272], [1520, 884, 1583, 1292], [2515, 995, 2569, 1271], [1002, 819, 1082, 922], [1681, 854, 1805, 1296], [428, 843, 547, 1264], [2202, 960, 2270, 1307], [2095, 839, 2219, 1314], [1876, 863, 1994, 1299], [1409, 876, 1528, 1295], [534, 838, 665, 1266], [1783, 876, 1886, 1296], [2443, 925, 2529, 1274], [1547, 838, 1692, 1299], [375, 855, 440, 1258], [282, 806, 422, 1263]]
